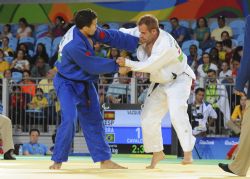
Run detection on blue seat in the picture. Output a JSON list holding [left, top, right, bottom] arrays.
[[160, 21, 172, 32], [231, 39, 238, 47], [237, 34, 244, 46], [35, 24, 49, 39], [182, 40, 199, 52], [8, 37, 18, 51], [107, 22, 120, 29], [5, 56, 14, 64], [191, 21, 197, 29], [0, 24, 3, 34], [12, 72, 23, 83], [19, 37, 35, 51], [229, 19, 245, 39], [209, 21, 218, 32], [11, 24, 19, 36], [35, 37, 52, 57], [179, 20, 189, 28], [52, 36, 62, 56]]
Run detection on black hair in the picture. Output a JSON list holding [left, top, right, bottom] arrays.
[[195, 88, 205, 95], [222, 39, 232, 48], [29, 128, 40, 136], [196, 17, 208, 28], [75, 9, 97, 29]]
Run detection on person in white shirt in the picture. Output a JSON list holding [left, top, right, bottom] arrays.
[[16, 18, 32, 39], [117, 15, 196, 168], [219, 61, 232, 83], [188, 88, 217, 136]]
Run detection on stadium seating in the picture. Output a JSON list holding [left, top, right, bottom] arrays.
[[229, 19, 245, 39]]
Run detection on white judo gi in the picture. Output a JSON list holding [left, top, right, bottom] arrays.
[[120, 28, 196, 152]]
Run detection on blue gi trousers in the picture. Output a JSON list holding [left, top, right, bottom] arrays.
[[51, 74, 111, 163]]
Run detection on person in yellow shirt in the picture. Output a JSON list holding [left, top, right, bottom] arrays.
[[226, 95, 247, 135], [211, 16, 233, 42], [0, 49, 10, 78], [0, 37, 14, 57], [28, 88, 48, 110], [37, 69, 56, 94]]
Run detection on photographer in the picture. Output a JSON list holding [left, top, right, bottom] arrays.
[[188, 88, 217, 137]]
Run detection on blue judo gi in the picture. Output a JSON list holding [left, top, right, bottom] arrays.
[[52, 26, 138, 163]]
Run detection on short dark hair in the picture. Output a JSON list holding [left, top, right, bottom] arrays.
[[170, 17, 179, 22], [74, 9, 97, 29], [222, 39, 232, 48], [207, 69, 216, 74], [195, 88, 205, 95], [4, 24, 11, 32], [137, 14, 159, 32], [29, 128, 40, 136]]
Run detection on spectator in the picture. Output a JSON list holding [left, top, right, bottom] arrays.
[[28, 88, 48, 110], [211, 15, 233, 42], [215, 41, 226, 62], [193, 17, 213, 50], [188, 88, 217, 137], [16, 43, 32, 62], [222, 39, 233, 64], [20, 70, 36, 96], [0, 24, 13, 39], [159, 23, 164, 30], [22, 129, 48, 155], [51, 16, 67, 38], [221, 31, 231, 41], [16, 17, 32, 39], [219, 61, 232, 83], [1, 37, 14, 57], [205, 69, 230, 134], [0, 49, 10, 77], [106, 73, 131, 104], [10, 49, 30, 72], [209, 47, 220, 66], [32, 43, 49, 64], [37, 69, 56, 94], [108, 48, 120, 60], [226, 95, 247, 136], [231, 56, 241, 79], [170, 17, 191, 46], [197, 52, 218, 80], [9, 86, 26, 129], [31, 56, 50, 78], [187, 44, 199, 72]]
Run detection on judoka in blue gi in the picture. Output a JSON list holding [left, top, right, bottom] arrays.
[[49, 9, 138, 169]]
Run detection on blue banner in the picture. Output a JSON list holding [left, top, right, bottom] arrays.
[[193, 137, 239, 159]]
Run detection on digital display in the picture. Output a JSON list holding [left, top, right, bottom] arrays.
[[102, 105, 172, 154]]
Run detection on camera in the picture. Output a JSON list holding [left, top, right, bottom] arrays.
[[195, 113, 204, 119]]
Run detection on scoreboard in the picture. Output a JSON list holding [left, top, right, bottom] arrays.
[[103, 104, 172, 154]]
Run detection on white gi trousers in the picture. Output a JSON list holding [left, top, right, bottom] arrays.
[[141, 73, 196, 152]]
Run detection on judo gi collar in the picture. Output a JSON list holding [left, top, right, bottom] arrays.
[[74, 27, 95, 55]]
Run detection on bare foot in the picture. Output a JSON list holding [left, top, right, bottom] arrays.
[[49, 162, 62, 170], [146, 151, 165, 169], [100, 160, 127, 169], [181, 151, 193, 165]]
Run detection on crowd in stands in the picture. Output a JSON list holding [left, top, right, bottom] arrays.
[[0, 15, 247, 137]]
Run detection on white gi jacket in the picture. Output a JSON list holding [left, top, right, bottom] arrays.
[[120, 27, 196, 84]]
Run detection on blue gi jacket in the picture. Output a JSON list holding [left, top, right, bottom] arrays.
[[235, 15, 250, 99], [55, 26, 139, 82]]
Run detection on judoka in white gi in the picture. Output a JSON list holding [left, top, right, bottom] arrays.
[[117, 15, 196, 168]]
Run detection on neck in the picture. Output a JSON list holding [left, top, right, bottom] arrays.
[[195, 100, 202, 105], [80, 29, 89, 38]]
